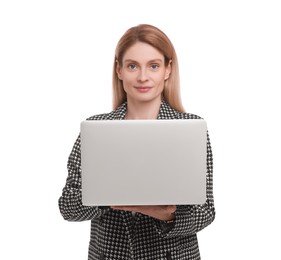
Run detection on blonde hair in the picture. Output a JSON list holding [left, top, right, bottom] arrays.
[[112, 24, 185, 112]]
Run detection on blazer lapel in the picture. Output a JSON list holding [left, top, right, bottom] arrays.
[[157, 101, 178, 120], [110, 103, 127, 120]]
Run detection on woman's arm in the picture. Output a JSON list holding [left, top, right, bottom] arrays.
[[58, 135, 107, 221]]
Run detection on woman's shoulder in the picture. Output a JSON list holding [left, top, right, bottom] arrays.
[[86, 112, 113, 121], [175, 111, 203, 120], [161, 102, 203, 120], [86, 103, 127, 121], [86, 110, 119, 121]]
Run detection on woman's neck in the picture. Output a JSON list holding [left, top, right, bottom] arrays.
[[125, 99, 162, 120]]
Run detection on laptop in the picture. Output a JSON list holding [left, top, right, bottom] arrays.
[[80, 119, 207, 206]]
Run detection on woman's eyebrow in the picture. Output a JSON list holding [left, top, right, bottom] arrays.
[[123, 59, 163, 63], [123, 59, 138, 64]]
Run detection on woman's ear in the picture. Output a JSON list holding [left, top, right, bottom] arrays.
[[116, 60, 123, 80], [165, 60, 172, 80]]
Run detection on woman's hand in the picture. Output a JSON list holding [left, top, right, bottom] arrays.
[[111, 205, 176, 221]]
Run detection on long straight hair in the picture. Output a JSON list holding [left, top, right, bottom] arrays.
[[112, 24, 185, 112]]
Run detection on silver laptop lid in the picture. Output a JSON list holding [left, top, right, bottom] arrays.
[[81, 119, 207, 206]]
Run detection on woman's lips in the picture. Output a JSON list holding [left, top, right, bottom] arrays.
[[135, 86, 152, 93]]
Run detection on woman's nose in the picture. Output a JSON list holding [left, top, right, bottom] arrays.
[[137, 68, 148, 81]]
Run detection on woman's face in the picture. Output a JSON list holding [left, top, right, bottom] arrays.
[[117, 42, 171, 105]]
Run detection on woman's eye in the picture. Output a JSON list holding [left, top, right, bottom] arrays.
[[150, 64, 159, 70], [128, 64, 137, 70]]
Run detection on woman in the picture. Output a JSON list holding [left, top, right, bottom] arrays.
[[59, 24, 215, 260]]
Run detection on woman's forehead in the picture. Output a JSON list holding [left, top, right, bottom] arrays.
[[122, 42, 165, 62]]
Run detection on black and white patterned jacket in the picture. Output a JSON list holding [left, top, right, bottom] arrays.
[[59, 101, 215, 260]]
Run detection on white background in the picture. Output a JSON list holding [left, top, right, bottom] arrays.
[[1, 0, 281, 259]]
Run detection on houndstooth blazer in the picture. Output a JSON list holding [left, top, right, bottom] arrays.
[[59, 101, 215, 260]]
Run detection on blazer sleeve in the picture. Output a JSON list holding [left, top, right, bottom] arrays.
[[155, 132, 215, 237], [58, 135, 108, 221]]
